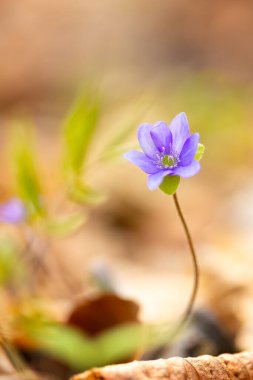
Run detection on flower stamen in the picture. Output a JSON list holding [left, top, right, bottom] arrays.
[[162, 154, 176, 168]]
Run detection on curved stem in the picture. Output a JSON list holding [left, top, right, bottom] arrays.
[[173, 192, 199, 329]]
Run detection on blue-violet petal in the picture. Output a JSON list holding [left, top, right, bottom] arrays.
[[150, 121, 172, 154], [124, 150, 159, 174], [179, 133, 199, 166], [147, 169, 172, 190], [169, 112, 190, 153], [173, 160, 200, 178], [137, 123, 158, 158]]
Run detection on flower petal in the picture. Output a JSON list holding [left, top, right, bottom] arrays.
[[0, 198, 26, 224], [137, 123, 157, 158], [173, 160, 200, 178], [169, 112, 190, 153], [150, 121, 172, 154], [124, 150, 159, 174], [179, 133, 199, 166], [147, 170, 172, 190]]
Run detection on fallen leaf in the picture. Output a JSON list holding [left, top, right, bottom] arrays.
[[71, 351, 253, 380], [68, 293, 139, 336]]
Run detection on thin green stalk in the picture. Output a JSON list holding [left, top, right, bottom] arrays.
[[173, 192, 199, 330]]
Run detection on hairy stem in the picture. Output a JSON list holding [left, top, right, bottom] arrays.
[[173, 192, 199, 329]]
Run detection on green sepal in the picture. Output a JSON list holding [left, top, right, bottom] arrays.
[[195, 143, 205, 161], [159, 175, 180, 195]]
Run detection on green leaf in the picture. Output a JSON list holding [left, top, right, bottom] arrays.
[[63, 95, 100, 177], [100, 100, 151, 162], [17, 317, 178, 370], [159, 175, 180, 195], [195, 143, 205, 161], [18, 318, 97, 369], [94, 323, 148, 365], [101, 123, 140, 162], [18, 317, 148, 370], [70, 181, 106, 205], [44, 212, 86, 237], [10, 126, 43, 218], [0, 238, 25, 285]]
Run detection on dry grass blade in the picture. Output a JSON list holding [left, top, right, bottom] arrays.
[[71, 351, 253, 380]]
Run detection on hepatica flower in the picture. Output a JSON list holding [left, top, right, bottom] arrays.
[[124, 112, 204, 194], [124, 112, 205, 331], [0, 198, 26, 224], [124, 112, 204, 332]]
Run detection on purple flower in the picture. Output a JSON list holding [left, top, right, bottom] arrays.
[[0, 198, 26, 224], [124, 113, 201, 190]]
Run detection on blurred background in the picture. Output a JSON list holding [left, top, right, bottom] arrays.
[[1, 1, 253, 379]]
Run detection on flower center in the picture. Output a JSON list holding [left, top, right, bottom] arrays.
[[153, 147, 180, 169], [162, 154, 176, 168]]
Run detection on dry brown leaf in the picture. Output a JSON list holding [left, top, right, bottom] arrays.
[[67, 293, 139, 336], [71, 352, 253, 380]]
